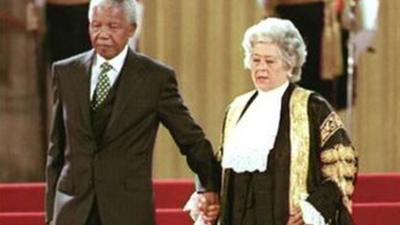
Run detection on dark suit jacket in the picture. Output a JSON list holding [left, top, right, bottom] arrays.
[[45, 49, 220, 225]]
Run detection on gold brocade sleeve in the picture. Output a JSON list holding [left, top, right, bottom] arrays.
[[320, 112, 345, 146], [319, 111, 358, 212]]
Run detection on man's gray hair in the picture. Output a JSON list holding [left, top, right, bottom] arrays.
[[242, 17, 307, 82], [88, 0, 138, 25]]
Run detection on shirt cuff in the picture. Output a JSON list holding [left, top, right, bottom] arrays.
[[183, 192, 208, 225], [299, 199, 327, 225]]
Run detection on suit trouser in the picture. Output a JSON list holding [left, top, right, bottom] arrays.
[[85, 198, 102, 225]]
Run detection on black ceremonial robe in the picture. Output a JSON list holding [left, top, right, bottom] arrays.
[[218, 83, 357, 225]]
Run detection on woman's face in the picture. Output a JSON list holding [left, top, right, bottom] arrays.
[[250, 42, 291, 91]]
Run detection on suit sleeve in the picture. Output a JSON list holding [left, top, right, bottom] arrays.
[[158, 69, 221, 192], [306, 94, 358, 225], [45, 65, 66, 223]]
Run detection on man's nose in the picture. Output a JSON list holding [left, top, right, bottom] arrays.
[[97, 27, 112, 38]]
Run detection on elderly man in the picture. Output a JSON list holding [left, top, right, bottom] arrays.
[[45, 1, 220, 225]]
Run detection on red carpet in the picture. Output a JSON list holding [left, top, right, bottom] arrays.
[[353, 203, 400, 225], [0, 173, 399, 225], [0, 210, 192, 225]]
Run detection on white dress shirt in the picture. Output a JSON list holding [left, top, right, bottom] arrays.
[[90, 45, 129, 100]]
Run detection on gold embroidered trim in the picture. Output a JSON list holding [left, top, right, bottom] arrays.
[[339, 179, 355, 196], [339, 161, 357, 177], [289, 87, 312, 212], [320, 112, 345, 146], [322, 163, 356, 180], [321, 144, 357, 211], [321, 145, 356, 164], [344, 199, 353, 213]]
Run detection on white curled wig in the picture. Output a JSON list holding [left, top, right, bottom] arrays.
[[242, 17, 307, 82]]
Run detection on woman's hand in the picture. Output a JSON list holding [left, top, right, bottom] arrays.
[[286, 207, 309, 225]]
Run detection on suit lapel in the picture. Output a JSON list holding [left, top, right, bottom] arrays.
[[103, 49, 146, 141], [74, 50, 95, 139]]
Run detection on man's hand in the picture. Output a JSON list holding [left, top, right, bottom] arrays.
[[197, 192, 220, 225], [286, 207, 309, 225]]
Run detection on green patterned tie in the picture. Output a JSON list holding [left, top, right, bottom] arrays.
[[92, 62, 113, 110]]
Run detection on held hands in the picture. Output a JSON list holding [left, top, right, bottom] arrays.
[[197, 192, 220, 225], [286, 207, 311, 225]]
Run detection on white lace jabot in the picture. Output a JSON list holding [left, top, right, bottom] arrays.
[[222, 82, 288, 173]]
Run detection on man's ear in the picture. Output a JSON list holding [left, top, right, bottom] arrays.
[[129, 23, 137, 36]]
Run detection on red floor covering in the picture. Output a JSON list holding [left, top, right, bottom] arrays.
[[0, 173, 399, 225]]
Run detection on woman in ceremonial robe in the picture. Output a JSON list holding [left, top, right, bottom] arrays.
[[213, 18, 358, 225]]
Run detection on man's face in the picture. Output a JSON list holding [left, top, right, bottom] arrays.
[[89, 5, 136, 59]]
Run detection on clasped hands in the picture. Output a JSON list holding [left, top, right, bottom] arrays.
[[197, 192, 220, 225], [286, 207, 311, 225]]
